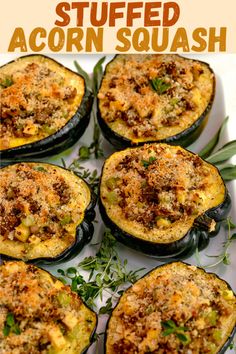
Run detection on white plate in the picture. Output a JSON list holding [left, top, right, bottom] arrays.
[[1, 53, 236, 353]]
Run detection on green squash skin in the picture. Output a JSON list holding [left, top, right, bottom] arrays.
[[104, 261, 236, 354], [97, 55, 215, 150], [99, 147, 231, 260], [99, 198, 229, 260], [0, 55, 93, 161], [0, 163, 97, 265]]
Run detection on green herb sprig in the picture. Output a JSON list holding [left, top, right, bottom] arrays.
[[3, 313, 21, 336], [161, 320, 191, 345], [195, 217, 236, 268], [141, 156, 157, 168], [199, 117, 236, 182], [61, 57, 107, 193], [151, 78, 171, 95], [73, 57, 106, 162], [74, 57, 106, 161], [62, 157, 100, 194], [229, 338, 236, 351], [57, 230, 145, 313], [77, 122, 104, 160], [0, 76, 13, 88]]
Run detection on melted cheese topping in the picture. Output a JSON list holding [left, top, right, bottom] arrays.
[[0, 163, 91, 260], [100, 144, 225, 243], [0, 261, 96, 354], [0, 55, 85, 150], [98, 54, 214, 143], [106, 262, 236, 354]]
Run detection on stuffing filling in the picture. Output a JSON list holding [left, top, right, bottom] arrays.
[[0, 262, 96, 354], [106, 262, 236, 354], [100, 144, 225, 242], [0, 57, 84, 149], [98, 54, 214, 142], [0, 163, 90, 259]]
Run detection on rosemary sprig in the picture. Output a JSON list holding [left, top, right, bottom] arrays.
[[57, 230, 145, 313], [195, 217, 236, 268]]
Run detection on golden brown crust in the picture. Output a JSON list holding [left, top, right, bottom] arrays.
[[100, 144, 225, 243], [0, 56, 84, 150], [0, 163, 90, 260], [0, 261, 96, 354], [98, 54, 214, 143], [106, 262, 236, 354]]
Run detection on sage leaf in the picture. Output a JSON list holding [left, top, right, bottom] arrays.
[[199, 117, 229, 158], [176, 332, 191, 345], [93, 56, 106, 94], [74, 61, 92, 90], [219, 165, 236, 181], [151, 78, 171, 94], [161, 320, 176, 329], [163, 328, 175, 336], [206, 140, 236, 164]]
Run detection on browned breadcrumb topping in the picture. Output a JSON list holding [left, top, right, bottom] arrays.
[[100, 144, 225, 242], [106, 262, 236, 354], [98, 54, 214, 142], [0, 58, 82, 149], [0, 261, 96, 354], [0, 163, 88, 251]]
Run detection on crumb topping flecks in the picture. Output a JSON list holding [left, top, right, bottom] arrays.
[[106, 262, 236, 354], [98, 54, 214, 142]]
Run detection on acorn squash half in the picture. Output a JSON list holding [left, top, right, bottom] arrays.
[[0, 261, 97, 354], [0, 162, 96, 263], [0, 55, 93, 159], [106, 261, 236, 354], [99, 143, 231, 259], [97, 54, 215, 150]]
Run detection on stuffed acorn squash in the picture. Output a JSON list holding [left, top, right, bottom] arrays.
[[99, 143, 231, 259], [106, 262, 236, 354], [0, 55, 93, 159], [97, 54, 215, 149], [0, 261, 97, 354], [0, 162, 95, 263]]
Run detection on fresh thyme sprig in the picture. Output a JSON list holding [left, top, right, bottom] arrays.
[[229, 337, 236, 351], [57, 230, 145, 313], [62, 157, 100, 194], [77, 122, 104, 160], [195, 217, 236, 268]]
